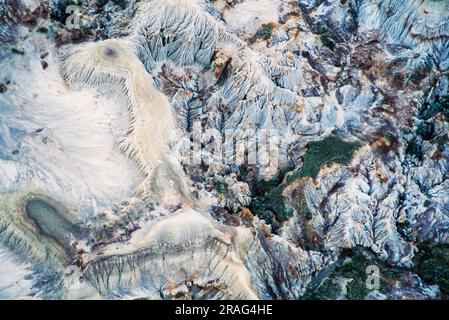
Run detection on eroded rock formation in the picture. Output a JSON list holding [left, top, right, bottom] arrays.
[[1, 0, 449, 299]]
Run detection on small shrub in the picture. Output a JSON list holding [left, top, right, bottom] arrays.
[[423, 95, 449, 120], [255, 23, 274, 41], [320, 34, 336, 51], [11, 48, 25, 55], [405, 140, 422, 160]]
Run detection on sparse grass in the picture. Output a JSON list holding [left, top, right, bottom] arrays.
[[429, 95, 449, 118], [308, 278, 340, 300], [405, 140, 422, 160], [421, 95, 449, 120], [416, 122, 434, 140], [311, 243, 449, 300], [216, 180, 228, 194], [416, 245, 449, 295], [308, 249, 404, 300], [252, 187, 292, 223], [255, 23, 274, 41], [251, 137, 361, 223], [287, 137, 361, 183], [407, 64, 432, 85]]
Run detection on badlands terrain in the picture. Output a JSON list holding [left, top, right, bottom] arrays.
[[1, 0, 449, 299]]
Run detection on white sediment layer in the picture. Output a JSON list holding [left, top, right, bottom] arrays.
[[0, 245, 34, 299], [59, 38, 184, 198], [0, 35, 140, 215]]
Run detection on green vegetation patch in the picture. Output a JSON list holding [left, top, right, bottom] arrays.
[[421, 95, 449, 121], [308, 249, 404, 300], [251, 136, 361, 223], [405, 140, 423, 160], [11, 48, 25, 55], [308, 278, 340, 300], [429, 95, 449, 118], [416, 122, 434, 141], [252, 185, 292, 223], [255, 23, 274, 41], [416, 245, 449, 295], [286, 136, 361, 183]]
